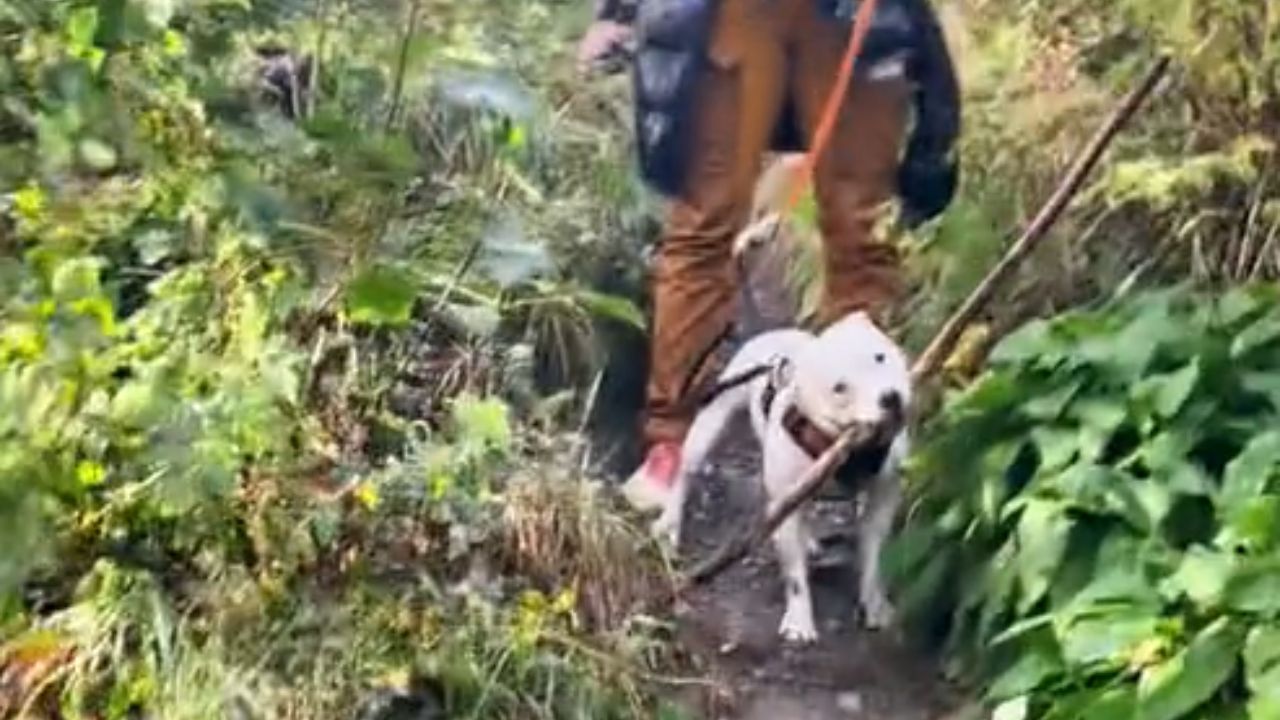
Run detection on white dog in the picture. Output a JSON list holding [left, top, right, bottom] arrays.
[[652, 311, 912, 643]]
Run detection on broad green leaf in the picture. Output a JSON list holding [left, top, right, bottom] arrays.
[[575, 290, 645, 330], [1077, 687, 1138, 720], [990, 319, 1055, 366], [1031, 426, 1078, 473], [138, 0, 176, 27], [989, 631, 1063, 699], [993, 696, 1029, 720], [1222, 431, 1280, 514], [67, 6, 99, 51], [51, 257, 104, 301], [1015, 499, 1072, 613], [1217, 496, 1280, 552], [1242, 372, 1280, 410], [1146, 361, 1200, 418], [78, 138, 117, 171], [1058, 606, 1160, 667], [1248, 668, 1280, 720], [1137, 617, 1246, 720], [1233, 313, 1280, 358], [949, 371, 1023, 417], [1223, 557, 1280, 615], [1162, 546, 1235, 609], [1071, 398, 1128, 461], [1245, 625, 1280, 685], [1247, 626, 1280, 720], [344, 265, 418, 327], [1051, 462, 1150, 529], [1139, 430, 1213, 496], [1216, 285, 1277, 329], [1022, 378, 1085, 421], [111, 379, 163, 427], [1068, 563, 1162, 609], [1132, 479, 1177, 529], [980, 441, 1022, 524]]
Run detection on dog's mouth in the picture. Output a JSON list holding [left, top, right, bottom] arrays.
[[815, 408, 905, 444]]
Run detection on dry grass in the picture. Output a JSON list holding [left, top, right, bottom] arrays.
[[500, 471, 676, 633]]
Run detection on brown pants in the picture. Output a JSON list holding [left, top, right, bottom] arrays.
[[644, 0, 911, 446]]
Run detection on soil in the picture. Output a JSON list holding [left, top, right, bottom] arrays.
[[667, 414, 968, 720]]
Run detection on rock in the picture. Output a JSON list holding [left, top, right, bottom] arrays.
[[836, 691, 865, 716]]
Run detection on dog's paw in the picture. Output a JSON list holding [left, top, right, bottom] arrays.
[[778, 606, 819, 644], [859, 591, 897, 631]]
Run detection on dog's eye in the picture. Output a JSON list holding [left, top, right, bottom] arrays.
[[874, 353, 886, 364], [833, 381, 849, 395]]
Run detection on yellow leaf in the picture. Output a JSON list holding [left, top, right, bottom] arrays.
[[375, 667, 411, 692], [162, 29, 187, 57], [76, 460, 106, 488], [551, 586, 577, 616], [943, 323, 992, 379], [13, 183, 45, 222], [354, 481, 380, 511], [2, 323, 43, 358]]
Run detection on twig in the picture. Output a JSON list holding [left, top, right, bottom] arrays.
[[911, 55, 1171, 382], [307, 0, 332, 120], [577, 369, 605, 473], [430, 239, 485, 316], [386, 0, 423, 132], [679, 55, 1172, 592]]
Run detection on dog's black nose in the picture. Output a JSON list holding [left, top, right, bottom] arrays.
[[879, 390, 903, 416]]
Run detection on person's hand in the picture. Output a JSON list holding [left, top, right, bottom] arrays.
[[576, 20, 634, 74]]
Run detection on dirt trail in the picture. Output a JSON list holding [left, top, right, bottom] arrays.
[[669, 415, 963, 720]]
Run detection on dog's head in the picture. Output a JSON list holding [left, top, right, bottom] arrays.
[[791, 311, 911, 436]]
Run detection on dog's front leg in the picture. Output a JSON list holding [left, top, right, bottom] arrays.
[[651, 390, 740, 549], [763, 426, 818, 644], [856, 456, 903, 631]]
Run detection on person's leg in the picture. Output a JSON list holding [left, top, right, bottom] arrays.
[[790, 6, 912, 328], [626, 0, 788, 511]]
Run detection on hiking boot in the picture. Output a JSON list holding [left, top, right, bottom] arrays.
[[621, 441, 682, 512]]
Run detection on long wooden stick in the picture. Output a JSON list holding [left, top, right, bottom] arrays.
[[911, 55, 1171, 381], [680, 55, 1171, 591]]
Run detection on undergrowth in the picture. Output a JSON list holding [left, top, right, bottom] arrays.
[[891, 283, 1280, 720], [0, 0, 689, 717]]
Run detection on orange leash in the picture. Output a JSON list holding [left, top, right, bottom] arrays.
[[783, 0, 883, 213]]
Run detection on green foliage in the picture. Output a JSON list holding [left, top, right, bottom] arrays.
[[898, 0, 1280, 353], [0, 0, 669, 717], [890, 283, 1280, 718]]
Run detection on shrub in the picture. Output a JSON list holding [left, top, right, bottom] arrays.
[[890, 283, 1280, 719]]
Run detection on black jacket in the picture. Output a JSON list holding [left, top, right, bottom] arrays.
[[595, 0, 961, 225]]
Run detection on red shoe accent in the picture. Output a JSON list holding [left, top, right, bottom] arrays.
[[642, 442, 681, 489]]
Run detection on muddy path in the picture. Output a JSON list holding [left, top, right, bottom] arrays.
[[666, 414, 964, 720]]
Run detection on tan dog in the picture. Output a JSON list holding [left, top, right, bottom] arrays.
[[734, 153, 823, 330]]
